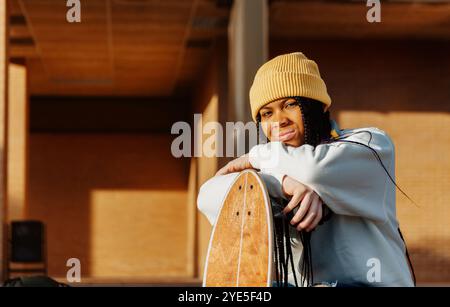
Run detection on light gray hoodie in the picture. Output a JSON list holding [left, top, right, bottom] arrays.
[[197, 127, 414, 287]]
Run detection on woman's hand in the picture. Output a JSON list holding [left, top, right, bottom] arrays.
[[215, 154, 255, 176], [281, 175, 323, 232]]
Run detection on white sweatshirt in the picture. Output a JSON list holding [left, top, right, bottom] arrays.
[[197, 127, 414, 287]]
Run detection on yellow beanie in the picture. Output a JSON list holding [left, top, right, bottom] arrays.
[[249, 52, 332, 122]]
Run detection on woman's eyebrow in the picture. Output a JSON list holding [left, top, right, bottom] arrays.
[[264, 99, 288, 109], [260, 99, 292, 113]]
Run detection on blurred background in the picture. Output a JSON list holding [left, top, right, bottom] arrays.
[[0, 0, 448, 286]]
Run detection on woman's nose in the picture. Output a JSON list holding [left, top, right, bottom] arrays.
[[273, 110, 289, 127], [271, 111, 289, 135]]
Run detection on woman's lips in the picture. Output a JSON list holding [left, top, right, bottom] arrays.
[[277, 129, 296, 142]]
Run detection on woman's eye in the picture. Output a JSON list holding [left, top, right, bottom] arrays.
[[285, 102, 297, 108], [261, 111, 272, 118]]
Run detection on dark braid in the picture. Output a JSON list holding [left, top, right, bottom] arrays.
[[256, 96, 332, 287], [295, 97, 333, 286], [296, 97, 332, 147]]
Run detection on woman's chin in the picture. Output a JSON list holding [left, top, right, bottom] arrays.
[[268, 136, 302, 147], [268, 138, 301, 147], [281, 138, 303, 147], [282, 141, 300, 147]]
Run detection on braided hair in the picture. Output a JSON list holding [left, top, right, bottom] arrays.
[[256, 96, 332, 287]]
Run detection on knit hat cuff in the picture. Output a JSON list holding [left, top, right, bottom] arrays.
[[250, 72, 332, 121]]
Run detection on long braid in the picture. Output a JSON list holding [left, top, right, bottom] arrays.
[[258, 118, 296, 286], [295, 96, 332, 146], [257, 96, 332, 287], [295, 97, 332, 286]]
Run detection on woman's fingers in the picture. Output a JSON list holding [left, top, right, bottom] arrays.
[[298, 194, 322, 232], [282, 187, 305, 215], [215, 154, 253, 177], [306, 199, 323, 232], [289, 191, 312, 225], [215, 161, 239, 176], [215, 164, 230, 176], [297, 196, 317, 231]]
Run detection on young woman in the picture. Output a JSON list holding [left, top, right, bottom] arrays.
[[197, 52, 415, 287]]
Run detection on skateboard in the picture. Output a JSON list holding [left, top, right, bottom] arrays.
[[203, 170, 274, 287]]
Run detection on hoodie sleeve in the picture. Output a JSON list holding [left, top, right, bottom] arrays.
[[248, 128, 394, 223], [197, 171, 287, 226]]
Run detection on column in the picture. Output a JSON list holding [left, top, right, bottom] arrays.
[[8, 61, 28, 222], [228, 0, 268, 123], [0, 1, 9, 282]]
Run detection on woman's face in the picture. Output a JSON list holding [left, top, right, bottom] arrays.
[[258, 97, 305, 147]]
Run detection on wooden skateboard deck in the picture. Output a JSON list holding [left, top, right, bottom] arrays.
[[203, 170, 274, 287]]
